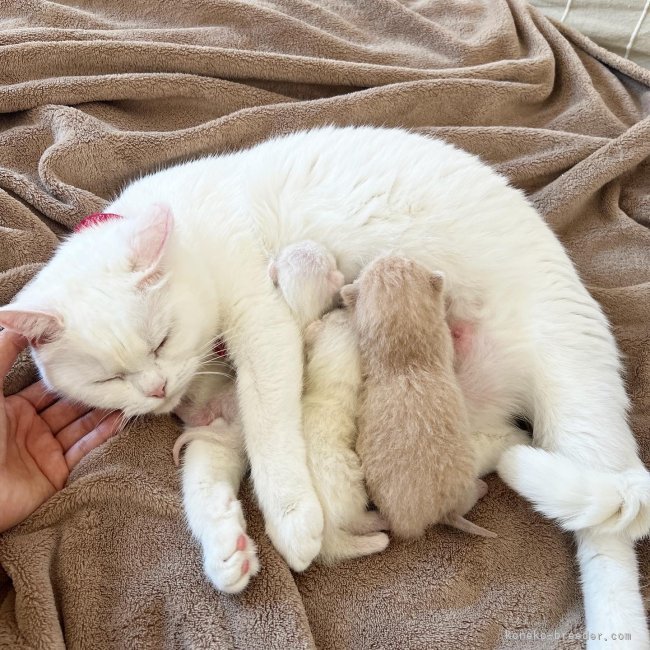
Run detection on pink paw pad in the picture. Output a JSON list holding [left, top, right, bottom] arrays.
[[236, 534, 247, 551], [241, 559, 250, 576]]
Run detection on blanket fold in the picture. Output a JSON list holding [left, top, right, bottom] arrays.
[[0, 1, 648, 648]]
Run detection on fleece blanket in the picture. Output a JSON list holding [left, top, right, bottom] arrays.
[[0, 1, 649, 648]]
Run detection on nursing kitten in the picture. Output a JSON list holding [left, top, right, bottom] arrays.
[[303, 310, 389, 563], [1, 127, 648, 640], [343, 257, 494, 539]]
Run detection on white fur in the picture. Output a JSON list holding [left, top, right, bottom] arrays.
[[181, 420, 258, 593], [1, 127, 648, 643], [303, 310, 389, 563], [269, 239, 344, 330]]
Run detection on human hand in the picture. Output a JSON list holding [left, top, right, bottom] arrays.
[[0, 330, 121, 532]]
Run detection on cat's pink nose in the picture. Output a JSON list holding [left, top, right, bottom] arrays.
[[147, 381, 166, 399]]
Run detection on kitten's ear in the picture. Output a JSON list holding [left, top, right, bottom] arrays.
[[304, 319, 325, 346], [340, 283, 359, 308], [328, 269, 345, 293], [429, 271, 445, 292], [0, 307, 63, 346], [268, 260, 279, 286], [130, 203, 173, 287]]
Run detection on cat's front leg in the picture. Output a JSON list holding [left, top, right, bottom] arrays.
[[181, 420, 258, 594], [228, 297, 324, 572]]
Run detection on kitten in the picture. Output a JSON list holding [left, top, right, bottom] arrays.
[[343, 257, 494, 539], [303, 310, 389, 563], [1, 127, 647, 639]]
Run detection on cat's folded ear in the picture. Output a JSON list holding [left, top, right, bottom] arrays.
[[0, 306, 63, 346], [340, 283, 359, 308], [129, 203, 173, 288], [429, 271, 445, 292], [267, 260, 279, 286]]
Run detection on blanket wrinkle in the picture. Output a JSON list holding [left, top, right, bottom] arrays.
[[0, 1, 648, 648]]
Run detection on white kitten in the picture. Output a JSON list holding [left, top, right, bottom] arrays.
[[303, 310, 389, 563], [1, 127, 648, 643]]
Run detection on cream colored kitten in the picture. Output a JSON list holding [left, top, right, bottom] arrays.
[[343, 257, 494, 539]]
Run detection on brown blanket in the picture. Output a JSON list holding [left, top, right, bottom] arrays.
[[1, 1, 649, 648]]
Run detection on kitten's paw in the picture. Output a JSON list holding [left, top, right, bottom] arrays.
[[266, 490, 324, 572], [202, 498, 259, 593], [349, 510, 390, 534]]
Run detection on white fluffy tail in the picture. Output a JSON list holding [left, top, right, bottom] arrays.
[[319, 530, 389, 565], [498, 446, 650, 538]]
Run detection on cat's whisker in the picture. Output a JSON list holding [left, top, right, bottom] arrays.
[[193, 371, 234, 380]]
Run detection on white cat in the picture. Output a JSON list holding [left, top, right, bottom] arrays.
[[1, 127, 648, 646]]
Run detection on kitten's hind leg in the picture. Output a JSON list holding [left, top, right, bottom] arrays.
[[319, 530, 389, 564], [181, 419, 259, 594], [472, 422, 531, 477], [348, 510, 390, 534]]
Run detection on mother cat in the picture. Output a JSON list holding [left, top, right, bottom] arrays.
[[0, 127, 648, 646]]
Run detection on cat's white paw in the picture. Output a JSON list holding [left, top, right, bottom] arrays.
[[265, 490, 324, 572], [201, 498, 259, 594]]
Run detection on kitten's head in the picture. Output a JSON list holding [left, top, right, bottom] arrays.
[[0, 204, 212, 417], [341, 256, 446, 355], [269, 240, 344, 331]]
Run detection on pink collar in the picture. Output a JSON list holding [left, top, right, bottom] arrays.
[[74, 212, 123, 232]]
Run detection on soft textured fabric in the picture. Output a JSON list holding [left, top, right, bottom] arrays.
[[0, 1, 648, 648]]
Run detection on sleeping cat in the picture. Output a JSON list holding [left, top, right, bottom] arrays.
[[1, 127, 648, 645]]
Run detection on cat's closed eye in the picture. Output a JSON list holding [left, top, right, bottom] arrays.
[[95, 373, 125, 384], [153, 334, 169, 356]]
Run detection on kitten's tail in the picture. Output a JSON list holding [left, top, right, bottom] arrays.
[[319, 530, 389, 565], [446, 515, 497, 538], [497, 446, 650, 539]]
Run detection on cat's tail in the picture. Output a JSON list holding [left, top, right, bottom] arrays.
[[497, 446, 650, 539], [319, 530, 389, 565]]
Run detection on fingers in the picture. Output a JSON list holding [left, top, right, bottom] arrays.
[[64, 411, 121, 470], [40, 400, 91, 434], [17, 380, 58, 412], [56, 409, 116, 452], [0, 329, 28, 381]]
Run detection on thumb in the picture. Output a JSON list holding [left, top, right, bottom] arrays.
[[0, 329, 28, 386]]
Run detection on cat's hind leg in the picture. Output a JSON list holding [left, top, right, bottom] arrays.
[[181, 418, 259, 594], [497, 305, 650, 647]]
